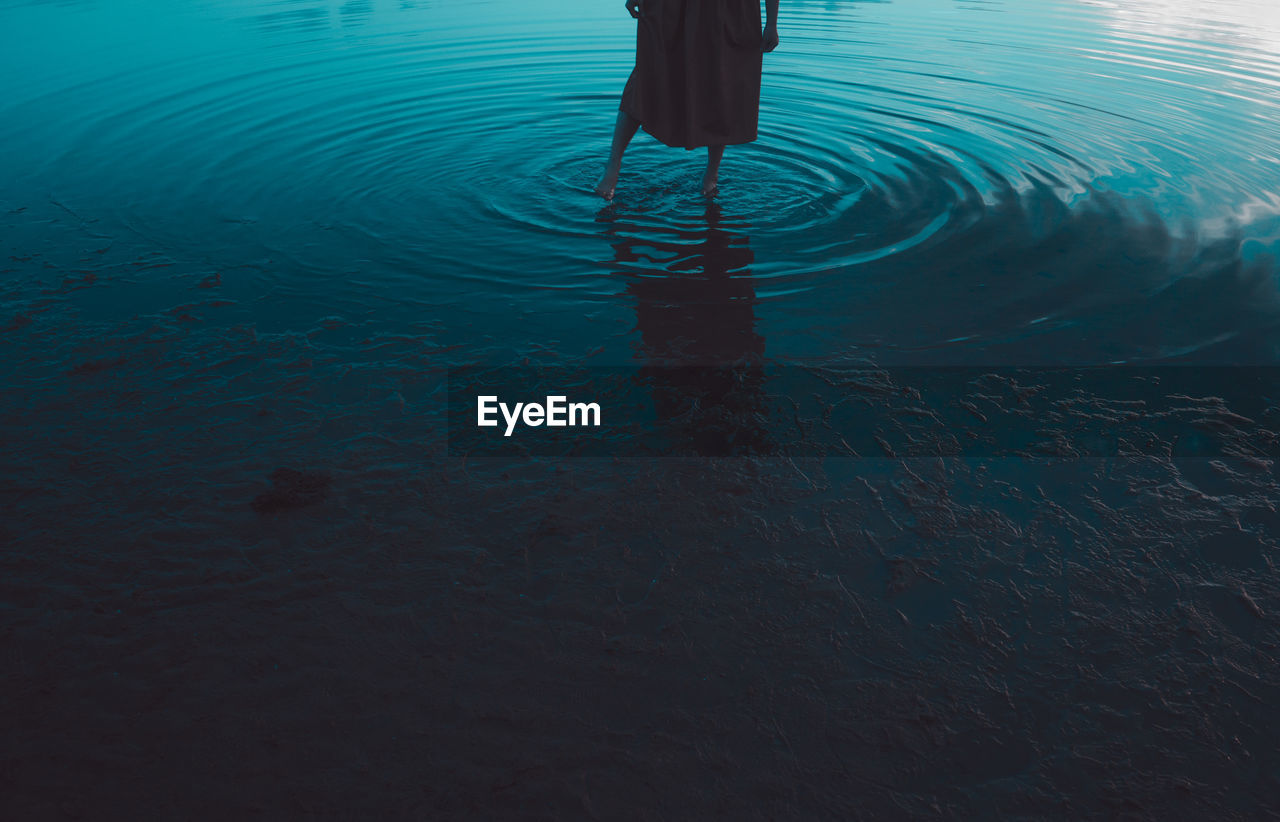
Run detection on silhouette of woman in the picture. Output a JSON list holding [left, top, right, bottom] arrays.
[[596, 0, 781, 200]]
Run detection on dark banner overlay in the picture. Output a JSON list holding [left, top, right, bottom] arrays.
[[446, 366, 1280, 458]]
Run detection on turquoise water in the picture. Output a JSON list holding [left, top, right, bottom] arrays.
[[4, 2, 1280, 817], [4, 0, 1280, 365]]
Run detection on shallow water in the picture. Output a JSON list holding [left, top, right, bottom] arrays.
[[4, 0, 1280, 363], [4, 0, 1280, 817]]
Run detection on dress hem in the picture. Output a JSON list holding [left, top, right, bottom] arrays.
[[620, 104, 759, 151]]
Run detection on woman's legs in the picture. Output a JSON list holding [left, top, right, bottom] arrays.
[[596, 115, 728, 199], [595, 111, 642, 200], [702, 145, 725, 197]]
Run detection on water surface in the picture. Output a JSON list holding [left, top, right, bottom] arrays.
[[4, 0, 1280, 365], [4, 1, 1280, 818]]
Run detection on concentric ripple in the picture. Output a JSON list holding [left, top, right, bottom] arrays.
[[2, 0, 1280, 362]]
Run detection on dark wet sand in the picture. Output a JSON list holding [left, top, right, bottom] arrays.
[[5, 423, 1280, 818], [3, 201, 1280, 819]]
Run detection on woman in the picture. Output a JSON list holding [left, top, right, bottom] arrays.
[[596, 0, 780, 200]]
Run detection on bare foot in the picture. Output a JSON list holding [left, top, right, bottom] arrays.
[[595, 165, 620, 200], [701, 176, 719, 198]]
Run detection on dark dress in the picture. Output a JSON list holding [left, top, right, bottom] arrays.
[[620, 0, 764, 150]]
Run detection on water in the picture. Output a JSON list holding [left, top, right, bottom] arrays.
[[4, 0, 1280, 364], [4, 1, 1280, 817]]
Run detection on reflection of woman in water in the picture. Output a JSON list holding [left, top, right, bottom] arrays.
[[605, 201, 772, 455], [596, 0, 781, 200]]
